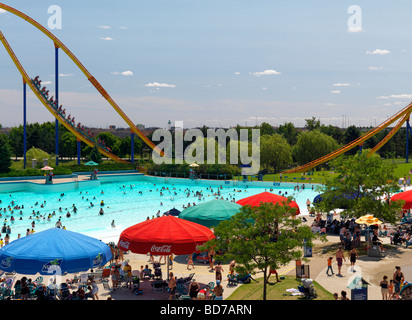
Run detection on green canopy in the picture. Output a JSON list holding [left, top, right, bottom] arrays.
[[84, 161, 99, 166], [179, 199, 242, 228]]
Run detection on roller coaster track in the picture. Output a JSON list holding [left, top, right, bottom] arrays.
[[0, 3, 163, 163], [283, 103, 412, 173]]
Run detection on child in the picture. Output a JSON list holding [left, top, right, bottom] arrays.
[[388, 279, 394, 298], [326, 257, 334, 276], [186, 254, 195, 270], [379, 275, 389, 300], [169, 254, 174, 270]]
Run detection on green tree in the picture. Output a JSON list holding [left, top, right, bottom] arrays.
[[0, 134, 12, 173], [86, 145, 103, 164], [316, 152, 402, 223], [260, 134, 292, 172], [293, 130, 339, 165], [304, 117, 321, 131], [276, 122, 299, 145], [97, 132, 118, 150], [260, 122, 275, 136], [201, 201, 322, 300], [8, 126, 24, 159], [60, 132, 77, 159]]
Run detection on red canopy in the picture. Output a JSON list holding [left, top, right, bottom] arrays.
[[117, 215, 215, 255], [391, 190, 412, 209], [236, 191, 300, 215]]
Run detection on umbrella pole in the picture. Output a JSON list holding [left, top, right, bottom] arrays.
[[166, 255, 169, 281]]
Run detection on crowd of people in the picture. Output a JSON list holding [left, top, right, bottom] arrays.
[[31, 76, 111, 153]]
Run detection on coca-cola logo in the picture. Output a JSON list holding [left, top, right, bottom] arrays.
[[119, 240, 130, 250], [151, 245, 172, 253]]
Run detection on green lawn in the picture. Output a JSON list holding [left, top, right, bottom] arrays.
[[225, 275, 334, 300]]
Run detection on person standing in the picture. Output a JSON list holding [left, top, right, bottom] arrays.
[[335, 246, 346, 276], [208, 248, 215, 270], [379, 275, 389, 300], [393, 266, 404, 294], [212, 280, 224, 300], [168, 272, 177, 300], [215, 262, 224, 281], [123, 261, 132, 289], [188, 279, 200, 300], [349, 247, 358, 272]]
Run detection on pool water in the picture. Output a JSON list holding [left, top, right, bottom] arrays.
[[0, 177, 320, 243]]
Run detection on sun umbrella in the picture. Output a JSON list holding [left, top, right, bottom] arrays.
[[40, 166, 53, 171], [163, 208, 181, 216], [391, 190, 412, 209], [189, 163, 199, 167], [355, 214, 382, 226], [236, 191, 300, 215], [0, 228, 112, 275], [84, 161, 99, 166], [179, 199, 242, 228], [117, 215, 215, 255]]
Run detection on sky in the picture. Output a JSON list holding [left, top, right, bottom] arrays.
[[1, 1, 412, 129]]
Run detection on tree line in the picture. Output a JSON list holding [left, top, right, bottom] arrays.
[[0, 117, 410, 174]]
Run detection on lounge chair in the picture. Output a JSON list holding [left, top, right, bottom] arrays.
[[102, 280, 112, 293]]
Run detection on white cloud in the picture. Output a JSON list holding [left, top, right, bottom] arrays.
[[42, 81, 53, 85], [333, 83, 351, 87], [378, 94, 412, 99], [234, 72, 241, 75], [120, 26, 128, 30], [330, 90, 341, 94], [145, 82, 176, 88], [0, 9, 6, 14], [98, 25, 111, 29], [366, 49, 391, 55], [100, 37, 114, 41], [368, 66, 383, 71], [59, 73, 73, 77], [111, 70, 134, 76], [250, 69, 281, 76]]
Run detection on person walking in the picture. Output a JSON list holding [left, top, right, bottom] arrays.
[[186, 254, 195, 270], [326, 257, 334, 276], [335, 246, 346, 276]]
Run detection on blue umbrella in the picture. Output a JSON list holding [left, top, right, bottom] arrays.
[[0, 228, 112, 275]]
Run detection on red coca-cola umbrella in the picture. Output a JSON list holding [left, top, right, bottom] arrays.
[[391, 190, 412, 209], [117, 215, 215, 255], [236, 191, 300, 215]]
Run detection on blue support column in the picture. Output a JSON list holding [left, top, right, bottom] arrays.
[[23, 80, 27, 169], [77, 139, 81, 165], [55, 45, 59, 166], [131, 131, 135, 163]]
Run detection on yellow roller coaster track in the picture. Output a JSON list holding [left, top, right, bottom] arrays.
[[283, 102, 412, 173], [0, 3, 163, 162]]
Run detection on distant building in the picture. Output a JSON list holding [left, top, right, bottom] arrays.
[[109, 125, 116, 130]]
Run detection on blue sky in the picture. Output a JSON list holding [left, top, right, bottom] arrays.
[[1, 1, 412, 129]]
